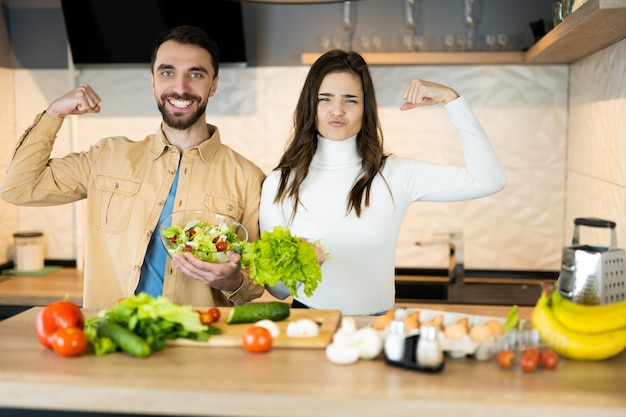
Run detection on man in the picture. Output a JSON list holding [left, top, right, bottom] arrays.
[[0, 25, 266, 308]]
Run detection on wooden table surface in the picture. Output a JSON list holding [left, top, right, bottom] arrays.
[[1, 304, 625, 417], [0, 268, 83, 307]]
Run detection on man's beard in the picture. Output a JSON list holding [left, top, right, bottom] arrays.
[[158, 94, 207, 131]]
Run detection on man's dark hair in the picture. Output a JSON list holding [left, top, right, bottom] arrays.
[[150, 25, 220, 76]]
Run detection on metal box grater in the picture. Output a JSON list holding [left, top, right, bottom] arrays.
[[557, 218, 626, 305]]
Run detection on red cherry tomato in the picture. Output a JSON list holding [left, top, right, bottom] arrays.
[[540, 348, 560, 370], [496, 350, 515, 369], [36, 300, 84, 349], [242, 326, 273, 353], [198, 311, 214, 325], [51, 327, 88, 357], [208, 307, 221, 322], [520, 350, 539, 372], [524, 347, 540, 362], [215, 241, 227, 252]]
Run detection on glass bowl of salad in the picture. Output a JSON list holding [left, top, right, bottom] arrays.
[[158, 210, 248, 263]]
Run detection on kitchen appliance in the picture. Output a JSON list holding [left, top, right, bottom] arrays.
[[557, 218, 626, 305]]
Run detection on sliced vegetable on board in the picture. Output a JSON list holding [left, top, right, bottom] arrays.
[[226, 302, 291, 324]]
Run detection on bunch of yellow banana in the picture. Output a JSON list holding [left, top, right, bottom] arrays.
[[531, 290, 626, 361]]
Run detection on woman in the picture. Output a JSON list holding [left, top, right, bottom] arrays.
[[260, 50, 507, 315]]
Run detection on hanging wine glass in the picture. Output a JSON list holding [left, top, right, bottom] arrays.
[[342, 1, 357, 50], [464, 0, 481, 51]]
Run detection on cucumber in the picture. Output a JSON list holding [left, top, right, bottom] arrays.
[[227, 302, 290, 324], [97, 321, 151, 358]]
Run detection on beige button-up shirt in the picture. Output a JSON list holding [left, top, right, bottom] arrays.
[[0, 113, 266, 309]]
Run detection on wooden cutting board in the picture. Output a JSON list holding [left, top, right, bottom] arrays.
[[172, 308, 342, 349]]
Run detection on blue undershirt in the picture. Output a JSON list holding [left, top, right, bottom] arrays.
[[135, 164, 180, 297]]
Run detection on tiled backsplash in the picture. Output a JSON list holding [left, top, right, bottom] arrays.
[[0, 39, 624, 272]]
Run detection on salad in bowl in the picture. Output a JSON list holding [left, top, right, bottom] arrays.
[[159, 210, 248, 263]]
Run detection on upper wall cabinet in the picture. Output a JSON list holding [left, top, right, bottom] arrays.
[[302, 0, 626, 66]]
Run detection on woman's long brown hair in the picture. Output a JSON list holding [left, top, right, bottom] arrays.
[[273, 50, 388, 220]]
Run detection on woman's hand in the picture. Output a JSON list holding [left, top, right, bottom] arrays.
[[400, 78, 459, 110], [300, 238, 325, 266], [172, 251, 244, 291]]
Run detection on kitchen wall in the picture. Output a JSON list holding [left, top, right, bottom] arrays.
[[1, 1, 624, 274], [565, 41, 626, 252], [2, 61, 569, 272]]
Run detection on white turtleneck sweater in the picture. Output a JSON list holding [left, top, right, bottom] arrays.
[[260, 97, 507, 315]]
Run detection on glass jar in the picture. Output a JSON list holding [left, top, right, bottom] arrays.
[[13, 232, 44, 272]]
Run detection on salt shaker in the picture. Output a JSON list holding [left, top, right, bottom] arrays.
[[384, 317, 406, 362], [416, 325, 444, 368]]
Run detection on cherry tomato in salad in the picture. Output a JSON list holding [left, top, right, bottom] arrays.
[[208, 307, 221, 322], [167, 236, 177, 243], [540, 348, 560, 369], [36, 300, 84, 349], [51, 327, 88, 357], [242, 326, 273, 353], [215, 241, 227, 252]]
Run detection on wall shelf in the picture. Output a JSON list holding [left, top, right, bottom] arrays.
[[301, 0, 626, 66]]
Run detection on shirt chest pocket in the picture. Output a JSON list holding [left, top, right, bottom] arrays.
[[203, 196, 244, 221], [89, 175, 141, 234]]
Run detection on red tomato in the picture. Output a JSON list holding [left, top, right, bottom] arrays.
[[198, 311, 214, 325], [167, 237, 177, 243], [540, 348, 560, 370], [36, 300, 84, 349], [51, 327, 88, 357], [215, 241, 227, 252], [242, 326, 273, 353], [208, 307, 221, 322], [520, 350, 539, 372], [524, 347, 540, 361], [496, 350, 515, 369]]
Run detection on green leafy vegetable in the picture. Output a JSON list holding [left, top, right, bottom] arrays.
[[504, 304, 519, 331], [87, 293, 221, 355], [241, 226, 326, 297], [84, 316, 118, 356]]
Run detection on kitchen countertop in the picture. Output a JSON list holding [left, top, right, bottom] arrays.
[[1, 304, 625, 417], [0, 268, 83, 307]]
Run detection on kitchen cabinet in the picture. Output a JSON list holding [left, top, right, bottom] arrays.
[[1, 305, 625, 417], [301, 0, 626, 65]]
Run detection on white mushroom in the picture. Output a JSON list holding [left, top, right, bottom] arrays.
[[325, 342, 360, 365], [352, 327, 384, 360], [286, 319, 320, 338], [254, 319, 280, 338]]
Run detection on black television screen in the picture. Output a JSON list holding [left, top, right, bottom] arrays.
[[60, 0, 247, 65]]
